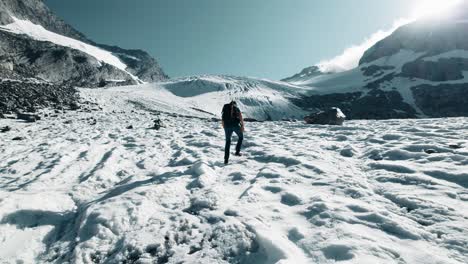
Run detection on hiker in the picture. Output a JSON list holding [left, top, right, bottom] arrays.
[[221, 101, 244, 164]]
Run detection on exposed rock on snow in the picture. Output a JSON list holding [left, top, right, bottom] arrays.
[[151, 118, 163, 130], [16, 113, 40, 123], [0, 79, 78, 115], [0, 125, 11, 132], [304, 107, 346, 125], [281, 66, 327, 83]]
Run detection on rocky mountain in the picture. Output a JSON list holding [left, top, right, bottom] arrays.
[[0, 0, 87, 41], [96, 44, 168, 83], [0, 0, 168, 87], [285, 8, 468, 119], [281, 66, 327, 83]]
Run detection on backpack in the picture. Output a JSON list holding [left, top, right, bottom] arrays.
[[222, 103, 241, 127]]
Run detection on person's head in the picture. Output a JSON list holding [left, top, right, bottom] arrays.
[[231, 100, 237, 106]]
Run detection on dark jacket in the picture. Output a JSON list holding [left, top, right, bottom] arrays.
[[222, 103, 242, 128]]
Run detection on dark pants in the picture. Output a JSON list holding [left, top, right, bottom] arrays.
[[224, 126, 243, 161]]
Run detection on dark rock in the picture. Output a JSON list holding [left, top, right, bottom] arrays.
[[412, 84, 468, 117], [89, 119, 97, 126], [0, 79, 78, 115], [401, 58, 468, 82], [12, 136, 24, 141], [243, 118, 261, 122], [294, 90, 417, 120], [1, 126, 11, 133], [304, 107, 346, 125], [126, 125, 134, 129], [69, 102, 80, 110], [0, 113, 4, 119], [151, 119, 162, 130], [17, 113, 40, 122], [424, 149, 438, 154], [449, 144, 463, 149]]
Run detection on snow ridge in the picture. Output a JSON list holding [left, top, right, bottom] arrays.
[[0, 16, 142, 83]]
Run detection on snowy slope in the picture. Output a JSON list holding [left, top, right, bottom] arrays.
[[0, 88, 467, 263], [0, 16, 141, 83], [92, 75, 310, 121]]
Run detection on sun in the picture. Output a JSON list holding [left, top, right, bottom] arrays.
[[412, 0, 463, 19]]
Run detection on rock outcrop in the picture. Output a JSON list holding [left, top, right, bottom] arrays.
[[0, 30, 135, 87], [0, 0, 168, 87], [0, 79, 78, 115], [0, 0, 88, 42], [282, 66, 326, 83], [304, 107, 346, 125]]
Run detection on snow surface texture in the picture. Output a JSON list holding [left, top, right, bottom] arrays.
[[1, 86, 467, 263], [102, 75, 309, 121], [0, 17, 141, 83]]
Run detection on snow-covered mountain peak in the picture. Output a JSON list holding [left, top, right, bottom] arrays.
[[281, 11, 468, 120], [0, 16, 137, 80], [0, 0, 167, 87]]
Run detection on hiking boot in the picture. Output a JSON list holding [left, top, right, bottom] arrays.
[[235, 152, 242, 157], [224, 159, 229, 165]]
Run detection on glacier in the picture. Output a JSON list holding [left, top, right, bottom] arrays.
[[0, 85, 467, 263]]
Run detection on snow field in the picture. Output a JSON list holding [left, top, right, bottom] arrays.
[[88, 76, 308, 122], [0, 87, 467, 263]]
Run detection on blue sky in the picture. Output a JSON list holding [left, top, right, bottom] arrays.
[[44, 0, 418, 79]]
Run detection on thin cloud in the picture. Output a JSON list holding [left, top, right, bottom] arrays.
[[316, 18, 411, 73]]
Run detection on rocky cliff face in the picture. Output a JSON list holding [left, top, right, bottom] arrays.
[[281, 66, 326, 83], [96, 44, 168, 83], [286, 8, 468, 119], [0, 0, 168, 87], [0, 30, 135, 87], [0, 0, 88, 42]]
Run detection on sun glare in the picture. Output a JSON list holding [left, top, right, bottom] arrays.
[[412, 0, 463, 19]]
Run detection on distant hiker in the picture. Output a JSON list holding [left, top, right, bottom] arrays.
[[222, 101, 244, 165]]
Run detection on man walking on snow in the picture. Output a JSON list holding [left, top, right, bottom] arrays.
[[222, 101, 244, 165]]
